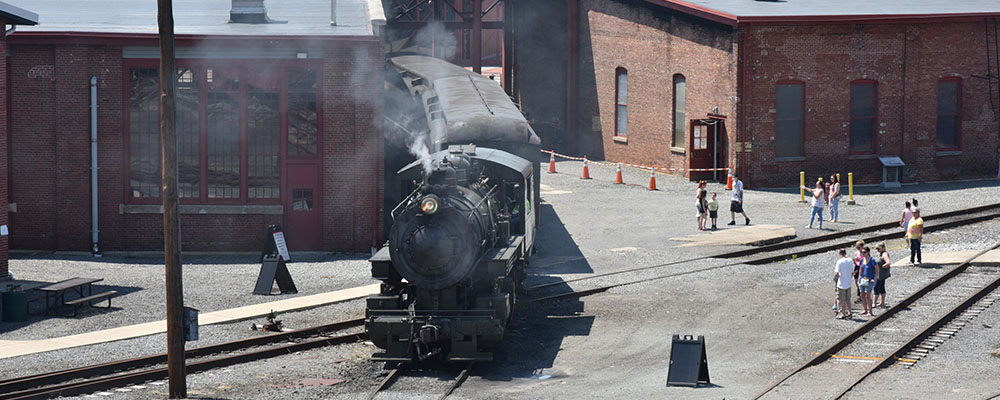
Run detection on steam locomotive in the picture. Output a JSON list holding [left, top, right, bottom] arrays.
[[366, 55, 539, 362]]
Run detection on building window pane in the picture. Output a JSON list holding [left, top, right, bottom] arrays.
[[673, 75, 686, 148], [288, 69, 318, 156], [177, 68, 201, 198], [207, 68, 241, 199], [776, 82, 804, 157], [615, 68, 627, 135], [849, 82, 875, 152], [693, 125, 707, 150], [936, 80, 960, 149], [247, 73, 280, 199], [129, 68, 160, 199]]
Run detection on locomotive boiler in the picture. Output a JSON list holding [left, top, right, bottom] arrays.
[[368, 54, 540, 362]]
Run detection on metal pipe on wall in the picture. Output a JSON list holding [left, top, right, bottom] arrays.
[[90, 76, 101, 257]]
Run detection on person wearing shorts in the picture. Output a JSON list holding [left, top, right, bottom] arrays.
[[708, 192, 719, 231], [858, 246, 878, 317], [834, 249, 854, 319], [728, 175, 750, 226]]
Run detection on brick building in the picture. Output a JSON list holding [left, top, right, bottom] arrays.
[[512, 0, 1000, 187], [0, 3, 37, 278], [3, 0, 385, 266]]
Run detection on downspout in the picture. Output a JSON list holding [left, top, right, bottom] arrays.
[[90, 76, 101, 257], [738, 24, 748, 183]]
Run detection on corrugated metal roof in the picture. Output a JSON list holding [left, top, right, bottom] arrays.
[[650, 0, 1000, 25], [4, 0, 383, 37], [0, 1, 38, 26]]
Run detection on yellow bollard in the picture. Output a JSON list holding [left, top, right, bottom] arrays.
[[847, 172, 856, 205], [836, 173, 841, 182], [799, 171, 806, 203]]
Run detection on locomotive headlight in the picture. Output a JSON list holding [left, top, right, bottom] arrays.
[[420, 195, 439, 214]]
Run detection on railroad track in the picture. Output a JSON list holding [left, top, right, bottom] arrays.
[[752, 242, 1000, 399], [522, 202, 1000, 304], [0, 318, 366, 400], [367, 361, 474, 400]]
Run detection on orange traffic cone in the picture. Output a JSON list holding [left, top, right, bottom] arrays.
[[548, 152, 556, 174], [726, 169, 733, 190], [615, 162, 624, 184], [648, 169, 657, 191], [581, 156, 592, 179]]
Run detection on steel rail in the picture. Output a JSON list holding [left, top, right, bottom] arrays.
[[367, 365, 405, 400], [0, 318, 364, 398], [833, 261, 1000, 399], [439, 361, 474, 400], [4, 332, 366, 400], [524, 203, 1000, 292], [751, 241, 1000, 400], [523, 214, 1000, 306]]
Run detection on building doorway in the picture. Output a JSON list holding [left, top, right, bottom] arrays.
[[689, 115, 727, 182], [284, 163, 322, 250]]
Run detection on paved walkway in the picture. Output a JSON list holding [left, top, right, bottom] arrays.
[[894, 249, 1000, 267], [0, 283, 379, 359], [669, 224, 797, 247]]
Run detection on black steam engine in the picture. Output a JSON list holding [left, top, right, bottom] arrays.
[[368, 55, 539, 362], [368, 145, 533, 361]]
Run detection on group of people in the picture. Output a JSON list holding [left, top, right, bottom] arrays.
[[800, 174, 842, 229], [694, 174, 751, 231], [833, 239, 892, 319]]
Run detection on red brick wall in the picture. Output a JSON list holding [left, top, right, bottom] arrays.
[[576, 0, 737, 177], [743, 23, 1000, 187], [8, 38, 383, 253], [322, 40, 384, 252]]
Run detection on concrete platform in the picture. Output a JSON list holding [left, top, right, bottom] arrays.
[[0, 283, 379, 359], [669, 224, 797, 247], [894, 249, 1000, 267]]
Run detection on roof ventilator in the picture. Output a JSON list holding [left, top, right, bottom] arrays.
[[230, 0, 283, 24]]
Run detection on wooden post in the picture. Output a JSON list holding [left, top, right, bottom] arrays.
[[157, 0, 186, 397]]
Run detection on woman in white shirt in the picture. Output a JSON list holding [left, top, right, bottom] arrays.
[[801, 181, 825, 229], [828, 174, 841, 222]]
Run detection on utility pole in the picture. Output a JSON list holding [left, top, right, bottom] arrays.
[[157, 0, 186, 397]]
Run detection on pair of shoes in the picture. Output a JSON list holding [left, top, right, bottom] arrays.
[[727, 221, 736, 226], [745, 219, 751, 225], [805, 225, 812, 229], [711, 226, 717, 231]]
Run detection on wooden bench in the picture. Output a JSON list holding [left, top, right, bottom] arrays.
[[64, 290, 117, 317]]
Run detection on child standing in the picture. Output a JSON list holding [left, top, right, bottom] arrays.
[[708, 193, 719, 231]]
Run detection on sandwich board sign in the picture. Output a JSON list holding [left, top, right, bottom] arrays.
[[666, 335, 710, 387], [254, 225, 297, 295]]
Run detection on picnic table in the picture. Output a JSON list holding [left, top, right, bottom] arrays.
[[33, 277, 107, 315]]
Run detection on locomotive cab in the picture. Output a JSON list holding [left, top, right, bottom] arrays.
[[366, 145, 532, 362]]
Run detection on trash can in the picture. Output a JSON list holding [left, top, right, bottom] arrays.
[[2, 291, 28, 322]]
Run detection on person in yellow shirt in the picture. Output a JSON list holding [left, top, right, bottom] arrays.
[[708, 192, 720, 231], [906, 209, 924, 264]]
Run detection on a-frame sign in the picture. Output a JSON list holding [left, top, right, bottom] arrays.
[[253, 225, 298, 295]]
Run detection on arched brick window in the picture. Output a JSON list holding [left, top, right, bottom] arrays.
[[672, 74, 686, 149], [615, 67, 628, 136], [936, 77, 961, 150]]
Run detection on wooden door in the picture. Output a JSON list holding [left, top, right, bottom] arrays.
[[688, 120, 713, 180], [284, 163, 322, 250]]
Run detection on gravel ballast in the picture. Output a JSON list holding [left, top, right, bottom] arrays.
[[1, 158, 998, 399]]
